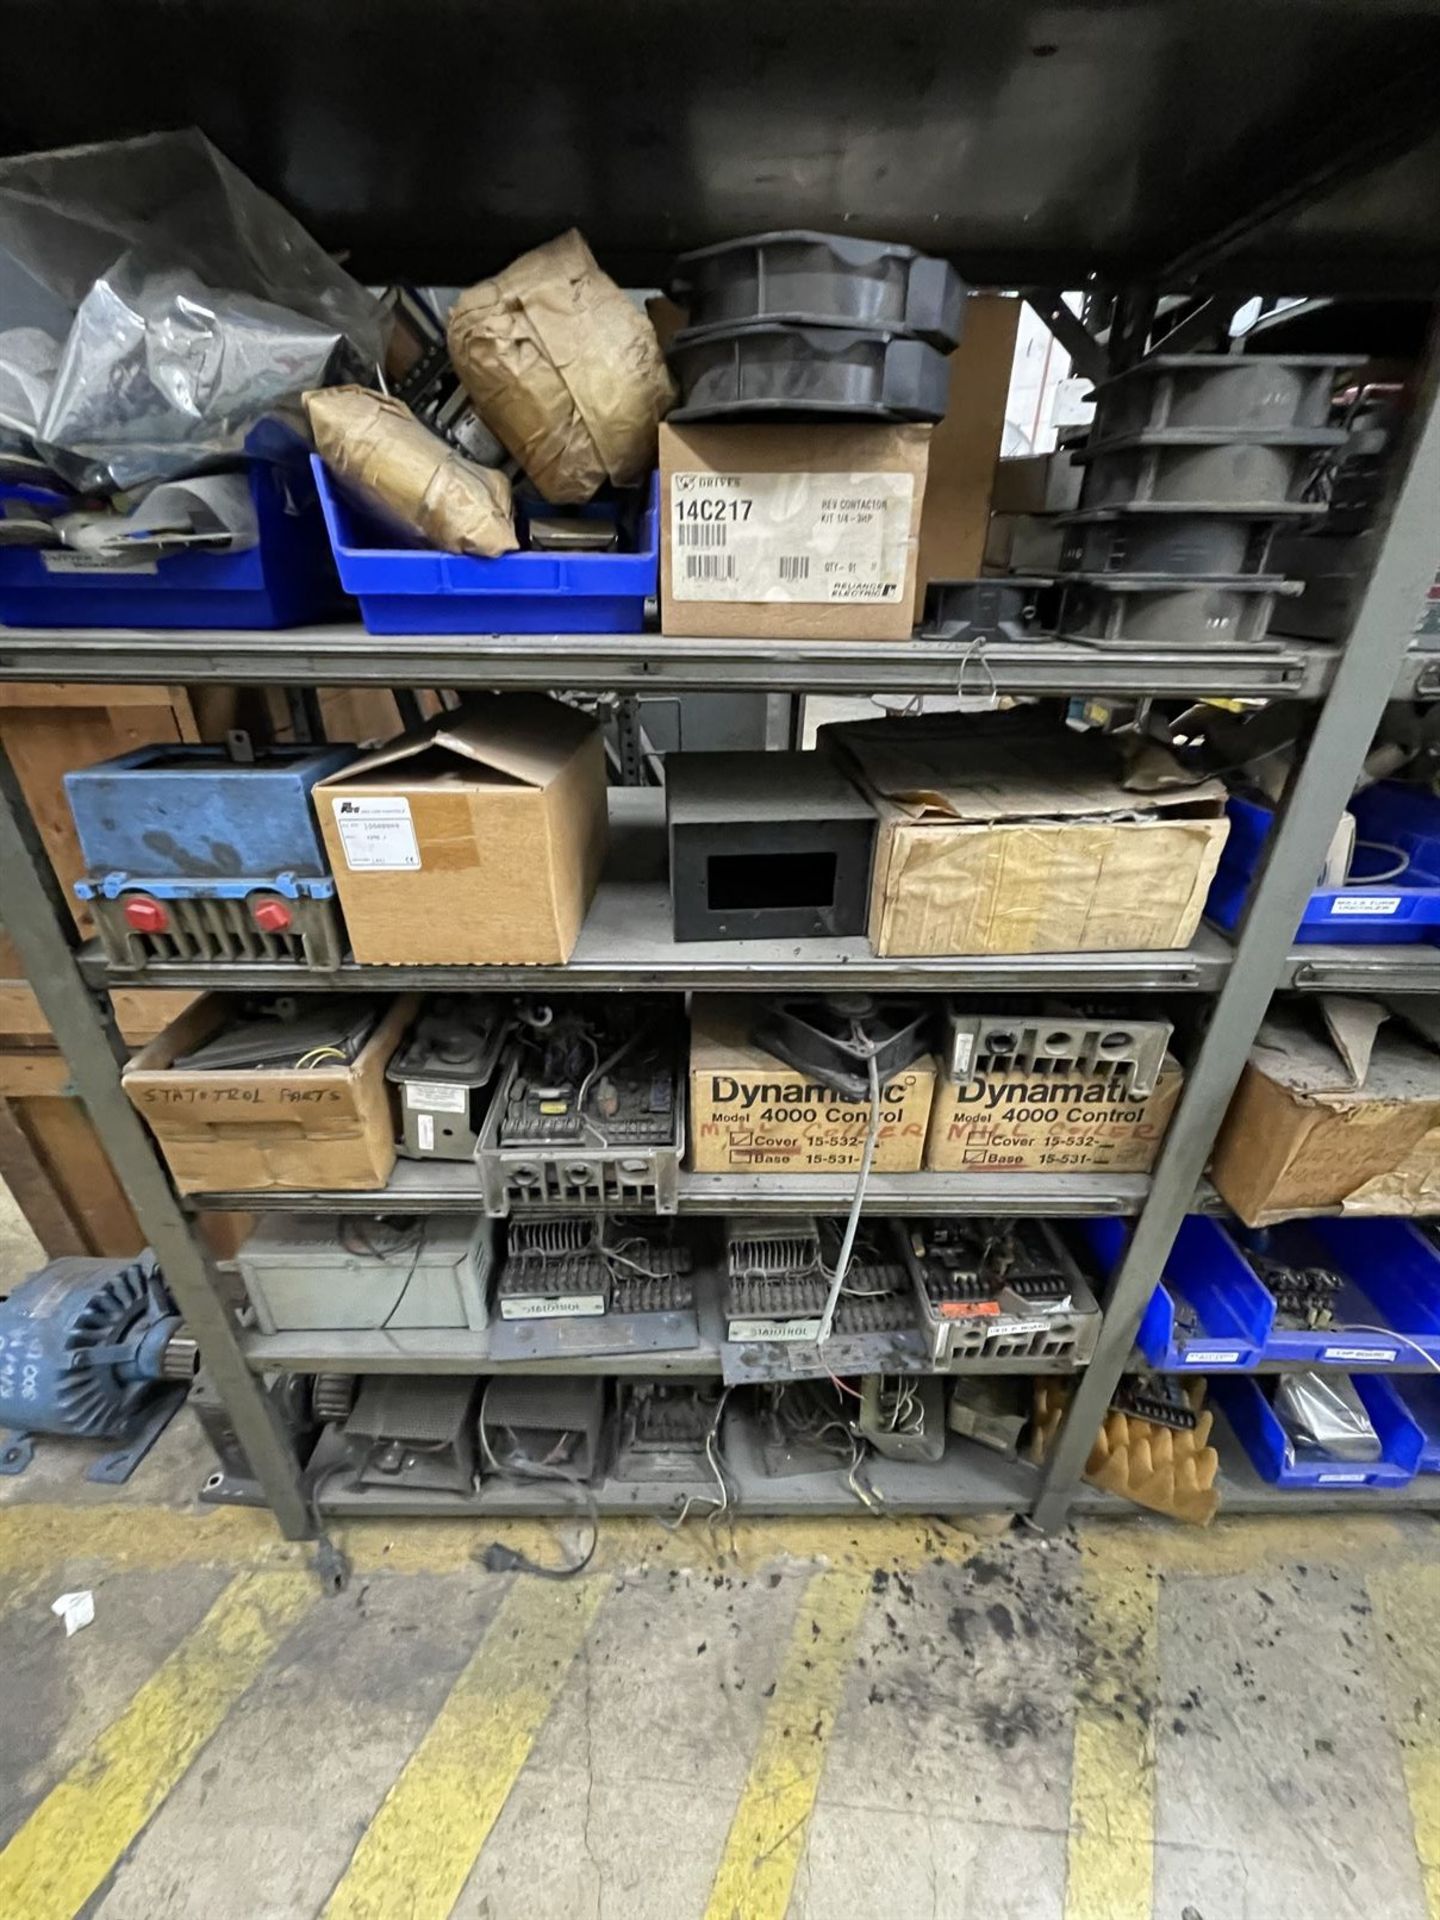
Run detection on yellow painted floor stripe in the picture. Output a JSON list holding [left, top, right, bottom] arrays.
[[322, 1574, 607, 1920], [0, 1568, 313, 1920], [703, 1566, 871, 1920], [1370, 1563, 1440, 1920], [1065, 1538, 1160, 1920], [0, 1499, 1001, 1582]]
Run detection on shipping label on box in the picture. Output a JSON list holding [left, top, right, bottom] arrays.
[[660, 422, 929, 641], [925, 1061, 1182, 1173], [670, 470, 914, 605]]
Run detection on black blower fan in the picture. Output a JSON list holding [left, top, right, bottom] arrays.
[[754, 995, 931, 1100]]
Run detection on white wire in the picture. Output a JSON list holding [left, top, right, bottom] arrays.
[[816, 1046, 884, 1344], [1337, 1325, 1440, 1376], [1345, 841, 1411, 886], [659, 1386, 734, 1531]]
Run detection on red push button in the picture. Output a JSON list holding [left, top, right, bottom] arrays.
[[251, 897, 293, 933], [122, 895, 169, 934]]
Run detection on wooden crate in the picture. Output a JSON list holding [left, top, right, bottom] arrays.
[[0, 1050, 251, 1263], [0, 677, 414, 1264]]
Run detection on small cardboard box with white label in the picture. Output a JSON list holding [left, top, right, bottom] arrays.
[[313, 694, 608, 965], [688, 996, 936, 1174], [660, 421, 930, 641]]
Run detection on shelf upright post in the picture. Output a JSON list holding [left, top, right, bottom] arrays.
[[0, 746, 313, 1538], [1032, 324, 1440, 1531]]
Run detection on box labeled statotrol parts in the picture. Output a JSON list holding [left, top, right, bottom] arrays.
[[925, 1050, 1183, 1173], [688, 996, 936, 1173], [659, 420, 929, 641], [122, 994, 414, 1193], [312, 694, 607, 965], [825, 711, 1230, 956]]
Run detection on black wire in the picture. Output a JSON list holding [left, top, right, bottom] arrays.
[[475, 1381, 600, 1580], [379, 1220, 432, 1331]]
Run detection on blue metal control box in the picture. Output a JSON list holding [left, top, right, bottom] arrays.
[[65, 741, 357, 968]]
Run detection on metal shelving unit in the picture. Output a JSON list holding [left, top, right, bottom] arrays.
[[0, 627, 1346, 698], [69, 787, 1236, 994], [188, 1162, 1156, 1217], [7, 0, 1440, 1534]]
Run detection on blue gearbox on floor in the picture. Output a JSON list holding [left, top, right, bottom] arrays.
[[0, 1253, 198, 1483], [65, 740, 357, 970]]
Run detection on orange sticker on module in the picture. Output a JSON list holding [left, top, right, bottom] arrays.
[[939, 1299, 1001, 1320]]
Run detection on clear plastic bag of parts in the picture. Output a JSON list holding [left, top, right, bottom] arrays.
[[0, 130, 383, 493], [1272, 1370, 1383, 1464]]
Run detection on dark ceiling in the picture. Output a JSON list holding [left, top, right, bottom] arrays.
[[6, 0, 1440, 292]]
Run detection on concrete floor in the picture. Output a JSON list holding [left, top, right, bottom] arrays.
[[0, 1194, 1437, 1920]]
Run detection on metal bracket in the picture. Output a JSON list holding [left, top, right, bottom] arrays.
[[1023, 290, 1107, 385], [0, 1430, 36, 1476], [87, 1387, 189, 1485]]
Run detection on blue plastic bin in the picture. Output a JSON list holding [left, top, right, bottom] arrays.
[[1207, 792, 1440, 942], [311, 457, 658, 635], [1393, 1379, 1440, 1471], [0, 459, 341, 631], [1242, 1219, 1440, 1367], [1080, 1215, 1269, 1369], [1215, 1372, 1424, 1488]]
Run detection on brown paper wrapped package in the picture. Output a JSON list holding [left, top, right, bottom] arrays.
[[447, 229, 677, 503], [304, 386, 518, 557]]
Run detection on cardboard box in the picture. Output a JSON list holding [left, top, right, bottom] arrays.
[[1210, 1000, 1440, 1225], [826, 714, 1230, 956], [123, 994, 414, 1194], [925, 1055, 1183, 1173], [913, 292, 1022, 619], [688, 996, 936, 1173], [313, 695, 607, 965], [988, 449, 1083, 516], [659, 421, 930, 642]]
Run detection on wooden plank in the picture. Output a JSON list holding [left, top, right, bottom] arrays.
[[0, 701, 186, 931], [0, 1098, 87, 1257], [16, 1094, 144, 1258], [0, 684, 198, 711], [0, 983, 197, 1049], [0, 1053, 71, 1098], [109, 989, 200, 1045]]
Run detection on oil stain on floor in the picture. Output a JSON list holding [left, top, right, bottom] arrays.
[[0, 1415, 1436, 1920]]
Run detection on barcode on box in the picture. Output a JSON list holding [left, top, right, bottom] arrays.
[[685, 553, 737, 582], [677, 523, 729, 549], [779, 555, 810, 582]]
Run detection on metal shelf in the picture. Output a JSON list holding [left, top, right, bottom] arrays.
[[0, 623, 1343, 698], [240, 1269, 1091, 1379], [191, 1159, 1153, 1216], [81, 790, 1230, 994], [88, 896, 1234, 998], [1283, 943, 1440, 994], [310, 1414, 1038, 1521]]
